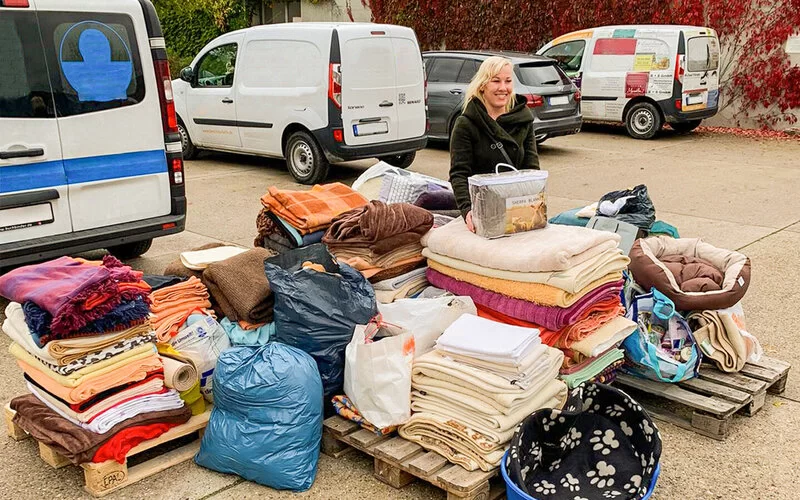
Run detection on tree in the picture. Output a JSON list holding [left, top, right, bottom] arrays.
[[362, 0, 800, 128]]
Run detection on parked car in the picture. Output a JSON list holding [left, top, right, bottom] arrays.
[[173, 23, 428, 184], [422, 50, 582, 144], [538, 25, 721, 139], [0, 0, 185, 268]]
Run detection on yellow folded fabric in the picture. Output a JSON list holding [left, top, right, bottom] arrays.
[[17, 354, 163, 404], [427, 260, 622, 307], [179, 381, 206, 415], [47, 323, 153, 364], [9, 342, 157, 385]]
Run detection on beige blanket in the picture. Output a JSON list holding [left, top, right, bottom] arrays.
[[421, 218, 621, 273], [688, 310, 749, 372], [422, 248, 629, 293], [412, 347, 563, 409], [570, 316, 637, 358]]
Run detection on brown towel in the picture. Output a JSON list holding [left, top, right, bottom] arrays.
[[10, 394, 192, 464], [202, 247, 277, 323], [688, 310, 748, 373], [323, 201, 433, 255]]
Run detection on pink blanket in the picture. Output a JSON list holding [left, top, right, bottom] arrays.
[[426, 268, 623, 330]]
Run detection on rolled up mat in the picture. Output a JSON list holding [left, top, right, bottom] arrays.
[[161, 356, 198, 392]]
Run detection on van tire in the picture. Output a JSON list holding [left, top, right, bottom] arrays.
[[625, 102, 662, 140], [178, 122, 198, 160], [378, 152, 416, 169], [671, 120, 702, 134], [286, 131, 329, 184], [107, 239, 153, 260]]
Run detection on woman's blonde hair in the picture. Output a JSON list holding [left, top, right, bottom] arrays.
[[462, 56, 514, 114]]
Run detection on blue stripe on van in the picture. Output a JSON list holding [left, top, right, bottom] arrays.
[[0, 149, 167, 194]]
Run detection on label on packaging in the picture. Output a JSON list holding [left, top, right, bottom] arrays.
[[504, 193, 546, 234]]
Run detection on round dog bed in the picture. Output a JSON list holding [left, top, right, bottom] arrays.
[[628, 236, 750, 311]]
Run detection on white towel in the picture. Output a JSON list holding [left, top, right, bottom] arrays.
[[3, 302, 58, 364], [179, 246, 248, 270], [436, 314, 540, 362]]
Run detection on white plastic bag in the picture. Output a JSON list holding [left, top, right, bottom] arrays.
[[170, 315, 231, 403], [378, 296, 476, 357], [343, 317, 414, 429]]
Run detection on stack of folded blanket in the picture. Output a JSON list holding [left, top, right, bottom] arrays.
[[323, 200, 434, 283], [149, 276, 215, 342], [371, 267, 429, 303], [0, 257, 192, 465], [422, 218, 636, 388], [255, 182, 368, 253], [399, 314, 567, 472]]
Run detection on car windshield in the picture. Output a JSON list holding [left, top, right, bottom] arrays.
[[515, 63, 571, 86]]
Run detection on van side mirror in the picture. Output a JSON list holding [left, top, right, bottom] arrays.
[[180, 66, 194, 83]]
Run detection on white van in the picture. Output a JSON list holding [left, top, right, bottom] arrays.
[[538, 25, 720, 139], [173, 23, 428, 184], [0, 0, 185, 268]]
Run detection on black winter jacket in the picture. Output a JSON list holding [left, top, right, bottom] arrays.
[[449, 94, 540, 217]]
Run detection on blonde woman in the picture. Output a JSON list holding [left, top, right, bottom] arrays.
[[449, 56, 540, 232]]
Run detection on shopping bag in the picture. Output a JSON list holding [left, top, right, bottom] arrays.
[[622, 288, 701, 383], [343, 315, 415, 429], [171, 314, 231, 402]]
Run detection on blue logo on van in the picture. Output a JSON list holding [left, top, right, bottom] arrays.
[[59, 21, 133, 102]]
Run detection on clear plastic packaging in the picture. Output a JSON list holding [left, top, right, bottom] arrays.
[[468, 165, 548, 238]]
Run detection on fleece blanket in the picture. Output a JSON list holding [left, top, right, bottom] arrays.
[[422, 218, 621, 273], [261, 183, 368, 234], [428, 259, 622, 307], [202, 247, 276, 324], [373, 267, 429, 303], [427, 268, 624, 330], [539, 299, 625, 349], [687, 310, 750, 372], [559, 349, 625, 388], [18, 354, 163, 404], [323, 200, 433, 252], [149, 277, 214, 341], [568, 316, 638, 359], [423, 248, 629, 294], [411, 378, 567, 441], [10, 394, 191, 464], [335, 242, 424, 269], [436, 313, 540, 363], [48, 323, 154, 365], [0, 256, 144, 338], [412, 348, 563, 409]]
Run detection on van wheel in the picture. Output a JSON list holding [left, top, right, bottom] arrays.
[[286, 131, 329, 184], [671, 120, 702, 134], [625, 102, 662, 140], [107, 239, 153, 260], [378, 152, 416, 169], [178, 122, 198, 160]]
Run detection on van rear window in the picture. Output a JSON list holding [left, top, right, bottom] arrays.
[[0, 12, 56, 119], [37, 12, 146, 117], [687, 36, 720, 72], [515, 63, 571, 87]]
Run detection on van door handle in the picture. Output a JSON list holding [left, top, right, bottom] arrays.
[[449, 89, 463, 95], [379, 101, 394, 107], [221, 97, 233, 104], [0, 147, 44, 160]]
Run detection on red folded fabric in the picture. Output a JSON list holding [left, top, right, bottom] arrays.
[[91, 422, 181, 463]]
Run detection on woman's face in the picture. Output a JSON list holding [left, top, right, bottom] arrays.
[[482, 64, 513, 110]]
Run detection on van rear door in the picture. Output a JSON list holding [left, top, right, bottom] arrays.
[[386, 26, 426, 141], [338, 25, 399, 145], [34, 0, 172, 232], [681, 30, 721, 111], [0, 5, 73, 244]]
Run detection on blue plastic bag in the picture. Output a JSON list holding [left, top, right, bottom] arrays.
[[623, 288, 701, 383], [194, 343, 323, 491]]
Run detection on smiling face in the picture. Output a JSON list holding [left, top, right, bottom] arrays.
[[481, 63, 513, 112]]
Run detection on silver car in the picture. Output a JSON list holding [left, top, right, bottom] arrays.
[[423, 50, 582, 144]]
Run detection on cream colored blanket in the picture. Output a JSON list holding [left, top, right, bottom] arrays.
[[421, 218, 621, 273]]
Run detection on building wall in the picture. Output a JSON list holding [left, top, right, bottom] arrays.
[[301, 0, 372, 22]]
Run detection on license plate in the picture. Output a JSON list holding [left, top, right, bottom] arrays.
[[353, 122, 388, 136], [0, 202, 54, 232], [549, 95, 569, 106], [687, 94, 704, 105]]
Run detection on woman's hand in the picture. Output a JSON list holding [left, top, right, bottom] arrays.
[[465, 211, 476, 233]]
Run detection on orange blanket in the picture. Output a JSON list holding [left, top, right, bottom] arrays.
[[149, 277, 214, 341], [18, 354, 164, 404], [260, 183, 368, 234], [539, 299, 624, 349]]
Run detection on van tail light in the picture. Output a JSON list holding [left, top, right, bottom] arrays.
[[332, 129, 344, 143], [675, 55, 685, 84], [169, 157, 184, 185], [1, 0, 30, 6], [524, 94, 544, 108], [675, 99, 682, 111], [574, 89, 581, 103], [329, 63, 342, 109], [154, 59, 178, 134]]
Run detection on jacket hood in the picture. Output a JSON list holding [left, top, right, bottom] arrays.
[[462, 94, 533, 138]]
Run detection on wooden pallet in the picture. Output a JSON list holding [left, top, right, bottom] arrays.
[[615, 355, 791, 440], [322, 416, 505, 500], [5, 403, 211, 497]]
